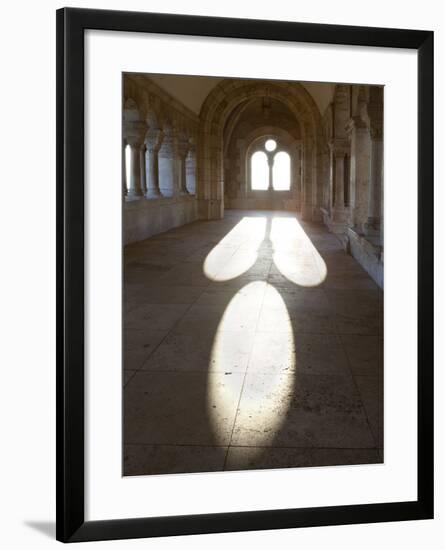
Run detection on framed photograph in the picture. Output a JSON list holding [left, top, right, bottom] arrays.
[[56, 7, 434, 542]]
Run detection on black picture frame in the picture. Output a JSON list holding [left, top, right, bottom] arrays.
[[56, 7, 434, 543]]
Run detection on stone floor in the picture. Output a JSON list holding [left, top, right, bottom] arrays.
[[123, 210, 383, 476]]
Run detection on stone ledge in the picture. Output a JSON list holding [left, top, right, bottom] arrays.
[[347, 227, 383, 289], [124, 194, 197, 210]]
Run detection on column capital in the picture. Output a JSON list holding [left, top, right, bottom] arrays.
[[124, 120, 147, 147], [345, 115, 368, 137], [158, 125, 178, 159], [145, 127, 163, 153], [367, 100, 383, 141], [176, 134, 191, 160]]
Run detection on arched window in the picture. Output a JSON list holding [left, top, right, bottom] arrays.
[[251, 151, 269, 190], [272, 151, 291, 191], [125, 143, 132, 193], [250, 138, 291, 192]]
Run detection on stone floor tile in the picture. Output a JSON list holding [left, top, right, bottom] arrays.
[[176, 302, 261, 333], [124, 371, 244, 446], [123, 370, 137, 386], [124, 303, 190, 331], [123, 328, 169, 370], [340, 334, 383, 376], [322, 272, 380, 290], [257, 306, 337, 334], [141, 329, 254, 373], [231, 372, 375, 448], [130, 285, 204, 305], [158, 263, 210, 287], [354, 375, 384, 448], [292, 333, 352, 376], [124, 444, 227, 476], [225, 446, 381, 471]]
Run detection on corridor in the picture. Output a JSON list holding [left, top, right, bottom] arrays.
[[123, 210, 383, 475]]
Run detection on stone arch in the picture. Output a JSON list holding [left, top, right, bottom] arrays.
[[198, 79, 325, 220]]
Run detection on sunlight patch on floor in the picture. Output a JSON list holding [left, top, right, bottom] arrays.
[[208, 282, 295, 448], [270, 217, 327, 287], [203, 217, 266, 281]]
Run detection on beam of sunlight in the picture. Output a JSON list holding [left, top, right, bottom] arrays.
[[271, 218, 327, 287], [207, 282, 295, 450], [203, 217, 266, 281]]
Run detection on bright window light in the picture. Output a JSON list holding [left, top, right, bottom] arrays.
[[251, 151, 269, 190], [272, 151, 291, 191], [125, 144, 131, 192], [265, 139, 277, 152]]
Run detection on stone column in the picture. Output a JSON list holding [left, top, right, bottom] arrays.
[[366, 127, 383, 234], [300, 136, 314, 220], [366, 90, 384, 237], [328, 139, 350, 218], [122, 138, 127, 199], [144, 127, 163, 198], [267, 154, 273, 191], [328, 143, 335, 214], [177, 133, 190, 195], [334, 149, 346, 208], [294, 142, 302, 208], [158, 125, 179, 197], [139, 144, 147, 196], [124, 121, 146, 200], [186, 138, 197, 195], [346, 116, 371, 232]]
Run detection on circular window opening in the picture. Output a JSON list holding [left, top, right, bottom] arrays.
[[265, 139, 277, 152]]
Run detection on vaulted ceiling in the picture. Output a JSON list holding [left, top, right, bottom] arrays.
[[148, 74, 336, 117]]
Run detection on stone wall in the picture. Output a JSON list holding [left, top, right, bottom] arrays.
[[124, 195, 197, 245], [321, 84, 384, 288], [123, 75, 200, 244]]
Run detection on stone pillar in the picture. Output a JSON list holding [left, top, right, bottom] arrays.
[[186, 139, 197, 195], [366, 89, 384, 238], [177, 133, 190, 195], [144, 127, 163, 198], [328, 139, 350, 220], [158, 125, 179, 198], [301, 136, 314, 220], [267, 154, 273, 191], [294, 142, 302, 209], [346, 116, 371, 232], [139, 144, 147, 196], [328, 144, 335, 214], [122, 138, 127, 199], [124, 121, 146, 200], [366, 128, 383, 234], [334, 150, 346, 208]]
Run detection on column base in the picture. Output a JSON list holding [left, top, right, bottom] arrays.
[[126, 192, 144, 201], [145, 189, 163, 199], [198, 199, 224, 220], [300, 202, 313, 221]]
